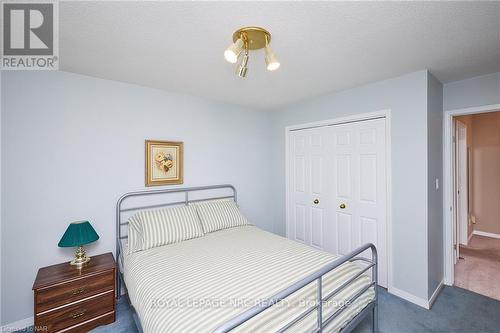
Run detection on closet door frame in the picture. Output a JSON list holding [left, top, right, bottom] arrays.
[[285, 109, 393, 290]]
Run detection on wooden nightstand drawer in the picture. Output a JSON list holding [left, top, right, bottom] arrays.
[[36, 271, 114, 313], [36, 291, 114, 332]]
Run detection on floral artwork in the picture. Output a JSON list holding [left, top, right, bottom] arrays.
[[145, 140, 183, 186], [155, 152, 174, 173]]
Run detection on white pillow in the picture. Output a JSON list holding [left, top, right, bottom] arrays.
[[127, 205, 204, 254], [193, 200, 249, 233]]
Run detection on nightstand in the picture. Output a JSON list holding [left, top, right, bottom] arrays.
[[32, 252, 116, 333]]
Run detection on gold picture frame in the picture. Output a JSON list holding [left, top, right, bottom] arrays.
[[145, 140, 184, 186]]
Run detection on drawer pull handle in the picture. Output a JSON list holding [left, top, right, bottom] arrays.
[[72, 287, 85, 295], [70, 309, 86, 319]]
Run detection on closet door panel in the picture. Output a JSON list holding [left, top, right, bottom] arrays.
[[311, 207, 324, 249], [360, 216, 377, 247], [289, 127, 330, 249], [311, 155, 323, 195], [294, 156, 306, 193], [294, 204, 307, 243], [359, 154, 377, 203], [336, 155, 352, 199], [337, 212, 352, 255], [290, 132, 311, 245], [330, 118, 387, 287], [308, 128, 330, 251]]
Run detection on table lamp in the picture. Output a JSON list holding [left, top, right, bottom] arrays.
[[58, 220, 99, 267]]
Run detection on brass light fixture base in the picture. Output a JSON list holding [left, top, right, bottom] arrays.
[[70, 245, 91, 268], [232, 27, 271, 50]]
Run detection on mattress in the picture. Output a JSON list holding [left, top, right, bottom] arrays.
[[123, 225, 375, 333]]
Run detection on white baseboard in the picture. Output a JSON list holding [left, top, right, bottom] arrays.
[[428, 280, 444, 309], [1, 316, 33, 331], [473, 230, 500, 240], [389, 280, 444, 310], [388, 287, 430, 309]]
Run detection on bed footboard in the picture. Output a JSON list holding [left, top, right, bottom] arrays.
[[213, 243, 378, 333]]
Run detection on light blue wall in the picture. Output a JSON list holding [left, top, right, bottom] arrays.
[[427, 73, 443, 297], [0, 71, 274, 324], [270, 71, 430, 300], [443, 72, 500, 111]]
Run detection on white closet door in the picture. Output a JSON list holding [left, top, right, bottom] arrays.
[[331, 118, 387, 287], [289, 127, 331, 251], [288, 118, 387, 287]]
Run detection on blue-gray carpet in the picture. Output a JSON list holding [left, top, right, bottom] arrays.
[[90, 286, 500, 333], [15, 286, 500, 332]]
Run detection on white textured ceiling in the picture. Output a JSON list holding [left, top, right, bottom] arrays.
[[60, 1, 500, 109]]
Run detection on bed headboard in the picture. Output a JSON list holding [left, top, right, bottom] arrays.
[[115, 184, 237, 269]]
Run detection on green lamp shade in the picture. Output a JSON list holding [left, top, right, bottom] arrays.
[[58, 221, 99, 247]]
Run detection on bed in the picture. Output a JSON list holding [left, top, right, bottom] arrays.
[[116, 185, 378, 333]]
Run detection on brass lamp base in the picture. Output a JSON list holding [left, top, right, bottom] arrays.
[[70, 245, 91, 268]]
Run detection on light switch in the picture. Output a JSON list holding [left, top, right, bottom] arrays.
[[435, 178, 439, 190]]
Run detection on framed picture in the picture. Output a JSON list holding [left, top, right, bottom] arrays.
[[145, 140, 184, 186]]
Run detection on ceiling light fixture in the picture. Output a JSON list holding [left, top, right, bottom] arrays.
[[224, 27, 280, 77]]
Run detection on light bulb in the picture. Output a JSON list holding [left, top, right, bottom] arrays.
[[236, 52, 249, 78], [265, 45, 280, 71], [224, 38, 244, 63]]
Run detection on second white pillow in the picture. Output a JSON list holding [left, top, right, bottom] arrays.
[[193, 200, 249, 233]]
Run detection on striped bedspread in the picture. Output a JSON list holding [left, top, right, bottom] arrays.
[[123, 225, 375, 333]]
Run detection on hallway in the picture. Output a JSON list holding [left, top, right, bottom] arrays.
[[455, 235, 500, 300]]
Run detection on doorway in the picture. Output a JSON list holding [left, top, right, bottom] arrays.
[[444, 104, 500, 300], [285, 110, 392, 288]]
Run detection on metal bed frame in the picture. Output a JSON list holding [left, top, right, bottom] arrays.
[[116, 184, 378, 333]]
